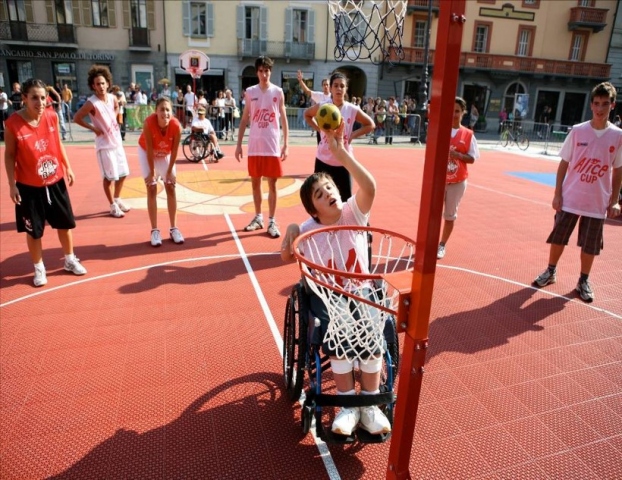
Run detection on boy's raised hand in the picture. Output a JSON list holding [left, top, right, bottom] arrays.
[[324, 120, 345, 154]]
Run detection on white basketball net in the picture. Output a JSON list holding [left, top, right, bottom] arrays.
[[295, 227, 415, 363], [328, 0, 407, 64]]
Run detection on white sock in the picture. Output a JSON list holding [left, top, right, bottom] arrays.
[[65, 254, 75, 263], [269, 216, 275, 224], [34, 261, 45, 270], [361, 389, 379, 395], [114, 197, 120, 202], [337, 389, 356, 395], [256, 214, 263, 222]]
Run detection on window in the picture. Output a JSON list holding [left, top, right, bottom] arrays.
[[578, 0, 595, 7], [245, 6, 260, 39], [130, 0, 147, 28], [516, 26, 535, 57], [92, 0, 108, 27], [413, 19, 426, 48], [569, 31, 588, 61], [473, 22, 492, 53], [293, 9, 307, 43], [190, 2, 206, 36], [522, 0, 540, 7], [55, 0, 72, 24], [7, 0, 26, 21]]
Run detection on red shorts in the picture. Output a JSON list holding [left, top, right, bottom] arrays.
[[248, 155, 282, 178]]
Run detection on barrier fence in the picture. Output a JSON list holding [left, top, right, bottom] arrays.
[[498, 120, 573, 156]]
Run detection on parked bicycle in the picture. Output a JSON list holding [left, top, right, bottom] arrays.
[[182, 132, 216, 163], [500, 123, 529, 151]]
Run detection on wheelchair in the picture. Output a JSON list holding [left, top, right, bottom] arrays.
[[182, 132, 216, 163], [282, 280, 399, 444]]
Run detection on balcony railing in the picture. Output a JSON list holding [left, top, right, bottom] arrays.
[[568, 6, 608, 33], [391, 47, 610, 79], [129, 27, 150, 48], [238, 39, 315, 60], [0, 21, 77, 45], [406, 0, 440, 16]]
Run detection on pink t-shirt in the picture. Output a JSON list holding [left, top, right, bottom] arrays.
[[316, 102, 358, 167], [558, 121, 622, 218], [88, 93, 122, 151], [245, 83, 284, 157]]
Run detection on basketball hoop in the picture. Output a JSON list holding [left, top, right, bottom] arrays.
[[328, 0, 406, 65], [293, 225, 414, 363]]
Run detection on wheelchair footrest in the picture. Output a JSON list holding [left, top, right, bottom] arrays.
[[311, 392, 395, 408]]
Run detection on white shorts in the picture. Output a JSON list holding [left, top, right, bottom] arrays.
[[138, 146, 176, 180], [97, 146, 129, 181], [443, 180, 467, 221]]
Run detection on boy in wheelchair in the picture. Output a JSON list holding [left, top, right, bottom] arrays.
[[191, 107, 225, 160], [281, 122, 391, 437]]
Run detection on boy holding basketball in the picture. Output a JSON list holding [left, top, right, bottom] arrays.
[[281, 122, 391, 437]]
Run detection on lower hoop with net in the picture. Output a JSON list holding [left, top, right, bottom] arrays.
[[293, 225, 414, 365], [328, 0, 406, 65]]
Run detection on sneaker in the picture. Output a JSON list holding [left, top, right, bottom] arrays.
[[33, 266, 47, 287], [64, 258, 87, 276], [267, 221, 281, 238], [331, 407, 360, 436], [170, 227, 185, 244], [437, 244, 446, 260], [215, 150, 225, 160], [115, 198, 131, 213], [533, 269, 556, 287], [244, 216, 264, 232], [576, 279, 594, 303], [151, 229, 163, 247], [110, 203, 125, 218], [359, 405, 392, 435]]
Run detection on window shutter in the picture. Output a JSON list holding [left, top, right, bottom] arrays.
[[122, 0, 130, 28], [108, 0, 116, 27], [259, 6, 267, 41], [45, 0, 54, 23], [81, 0, 92, 27], [236, 4, 244, 39], [72, 0, 81, 26], [207, 2, 214, 38], [285, 7, 292, 42], [0, 2, 6, 22], [147, 0, 155, 30], [24, 0, 34, 22], [182, 0, 189, 36], [308, 9, 315, 43]]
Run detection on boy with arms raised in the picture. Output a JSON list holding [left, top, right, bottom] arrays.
[[281, 122, 391, 436], [533, 82, 622, 302]]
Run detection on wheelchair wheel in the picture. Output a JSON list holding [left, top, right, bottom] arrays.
[[381, 316, 400, 386], [301, 401, 314, 434], [204, 140, 216, 163], [283, 283, 308, 401], [182, 134, 207, 163]]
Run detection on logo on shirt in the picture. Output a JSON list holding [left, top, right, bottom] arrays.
[[610, 146, 615, 153], [273, 97, 277, 103], [34, 139, 49, 152], [17, 133, 33, 141], [252, 108, 275, 128], [576, 142, 588, 146], [573, 156, 609, 184], [37, 155, 59, 181]]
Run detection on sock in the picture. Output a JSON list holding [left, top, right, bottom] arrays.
[[65, 253, 75, 263], [361, 389, 380, 395], [439, 242, 445, 247], [579, 272, 589, 282], [114, 197, 120, 202], [255, 214, 263, 222], [548, 264, 557, 273], [337, 389, 356, 396], [269, 216, 275, 224], [34, 261, 45, 270]]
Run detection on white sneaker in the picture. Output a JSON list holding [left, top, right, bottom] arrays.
[[359, 405, 391, 435], [170, 227, 185, 244], [331, 407, 360, 436], [437, 244, 446, 260], [33, 265, 47, 287], [151, 229, 163, 247], [267, 221, 281, 238], [64, 257, 87, 276], [115, 198, 131, 212], [110, 203, 125, 218]]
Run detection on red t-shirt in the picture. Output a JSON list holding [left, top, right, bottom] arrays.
[[138, 114, 182, 156], [5, 109, 65, 187], [446, 126, 473, 184]]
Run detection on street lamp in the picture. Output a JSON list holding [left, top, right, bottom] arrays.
[[418, 0, 433, 143]]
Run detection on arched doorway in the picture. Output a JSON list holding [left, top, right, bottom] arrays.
[[333, 65, 367, 100], [503, 82, 527, 120], [241, 65, 257, 94]]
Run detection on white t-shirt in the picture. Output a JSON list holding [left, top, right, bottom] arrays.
[[311, 91, 331, 106], [245, 83, 284, 157], [558, 121, 622, 218], [0, 92, 8, 111], [88, 93, 122, 150], [299, 196, 370, 282], [184, 92, 196, 112], [191, 117, 215, 135], [316, 102, 359, 167]]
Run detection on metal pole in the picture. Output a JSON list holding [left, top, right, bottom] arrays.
[[417, 0, 433, 143], [386, 1, 466, 479]]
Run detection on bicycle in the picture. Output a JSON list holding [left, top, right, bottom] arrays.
[[500, 124, 529, 151], [182, 132, 215, 163]]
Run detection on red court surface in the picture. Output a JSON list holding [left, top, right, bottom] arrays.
[[1, 141, 621, 479]]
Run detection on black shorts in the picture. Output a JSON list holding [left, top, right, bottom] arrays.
[[16, 179, 76, 239], [546, 210, 604, 256], [314, 158, 352, 202]]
